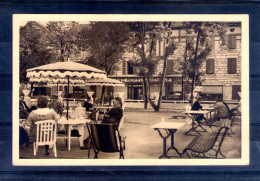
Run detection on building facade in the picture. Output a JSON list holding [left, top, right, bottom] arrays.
[[110, 22, 242, 101]]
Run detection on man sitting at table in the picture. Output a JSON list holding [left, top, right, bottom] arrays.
[[208, 98, 230, 125], [83, 97, 93, 112], [191, 96, 206, 123], [102, 97, 123, 125]]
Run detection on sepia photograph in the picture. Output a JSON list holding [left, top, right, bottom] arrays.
[[12, 14, 249, 166]]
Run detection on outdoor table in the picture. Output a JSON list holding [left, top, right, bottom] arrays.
[[58, 117, 91, 151], [93, 106, 113, 114], [62, 109, 73, 117], [150, 122, 185, 159], [183, 110, 210, 135]]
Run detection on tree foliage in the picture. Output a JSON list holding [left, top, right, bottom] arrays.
[[128, 22, 177, 111], [181, 22, 227, 101], [79, 22, 130, 75], [20, 21, 56, 83], [46, 21, 82, 62]]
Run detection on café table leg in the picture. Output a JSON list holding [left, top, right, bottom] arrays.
[[184, 118, 201, 135], [78, 124, 84, 147], [68, 125, 72, 151], [155, 128, 171, 159], [167, 129, 182, 156]]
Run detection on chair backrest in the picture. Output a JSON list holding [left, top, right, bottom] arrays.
[[222, 102, 235, 119], [88, 123, 120, 153], [222, 101, 231, 113], [35, 120, 57, 146], [213, 121, 230, 147], [87, 109, 99, 123], [118, 114, 125, 131]]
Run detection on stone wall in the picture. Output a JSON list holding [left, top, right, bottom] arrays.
[[115, 25, 242, 100]]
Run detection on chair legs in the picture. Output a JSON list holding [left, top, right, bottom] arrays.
[[119, 150, 124, 159], [92, 149, 124, 159], [53, 144, 57, 157], [33, 142, 37, 156], [33, 143, 57, 157]]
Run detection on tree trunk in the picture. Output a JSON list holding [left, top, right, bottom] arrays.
[[147, 75, 157, 110], [190, 31, 200, 102], [156, 47, 168, 112], [181, 76, 184, 100]]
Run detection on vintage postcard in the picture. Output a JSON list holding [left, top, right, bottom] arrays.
[[13, 14, 249, 166]]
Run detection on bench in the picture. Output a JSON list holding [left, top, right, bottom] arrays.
[[182, 120, 230, 158]]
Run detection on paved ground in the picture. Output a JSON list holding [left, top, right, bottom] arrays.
[[19, 102, 241, 160]]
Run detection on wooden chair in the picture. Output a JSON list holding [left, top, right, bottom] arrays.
[[182, 121, 230, 159], [34, 120, 57, 157], [86, 122, 125, 159]]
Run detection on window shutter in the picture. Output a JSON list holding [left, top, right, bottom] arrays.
[[228, 34, 236, 49], [122, 60, 126, 75], [206, 59, 215, 74], [227, 58, 237, 74], [133, 67, 137, 75], [166, 59, 174, 75]]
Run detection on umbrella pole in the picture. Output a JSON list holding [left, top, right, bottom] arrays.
[[57, 82, 59, 95], [67, 76, 69, 120]]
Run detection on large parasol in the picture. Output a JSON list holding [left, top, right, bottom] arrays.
[[26, 61, 107, 119], [84, 77, 125, 87]]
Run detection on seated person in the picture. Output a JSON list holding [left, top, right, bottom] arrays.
[[102, 97, 123, 125], [209, 98, 230, 124], [19, 95, 38, 119], [25, 96, 60, 155], [53, 96, 64, 116], [81, 97, 124, 150], [83, 97, 93, 112], [19, 126, 31, 147], [191, 96, 206, 123], [19, 95, 30, 119]]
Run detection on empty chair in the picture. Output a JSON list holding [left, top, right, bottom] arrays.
[[182, 120, 230, 159], [34, 120, 57, 157], [86, 123, 125, 159]]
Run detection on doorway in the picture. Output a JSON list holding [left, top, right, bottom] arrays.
[[232, 85, 241, 100]]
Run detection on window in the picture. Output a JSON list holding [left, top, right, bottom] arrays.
[[127, 61, 134, 74], [202, 86, 223, 94], [206, 59, 215, 74], [227, 58, 237, 74], [228, 34, 236, 49]]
